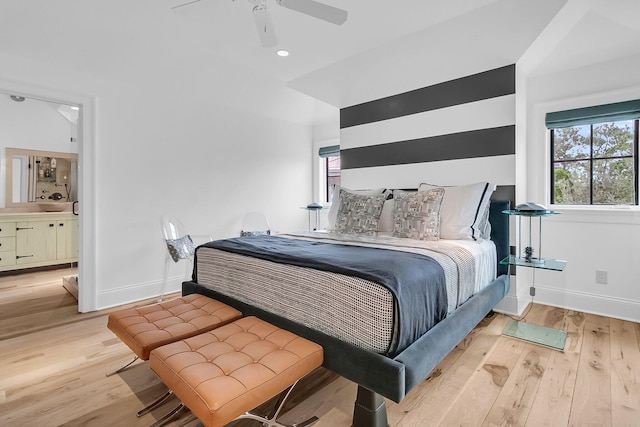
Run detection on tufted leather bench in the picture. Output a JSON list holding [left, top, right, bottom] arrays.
[[106, 294, 242, 375], [149, 316, 324, 427]]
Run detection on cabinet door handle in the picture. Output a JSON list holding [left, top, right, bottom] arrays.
[[16, 227, 33, 231], [59, 223, 64, 227], [16, 255, 34, 259], [50, 224, 55, 227]]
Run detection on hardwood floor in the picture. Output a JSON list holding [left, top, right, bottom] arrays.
[[0, 268, 639, 426]]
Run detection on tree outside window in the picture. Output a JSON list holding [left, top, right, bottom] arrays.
[[551, 120, 638, 205]]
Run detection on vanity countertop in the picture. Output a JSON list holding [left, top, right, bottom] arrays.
[[0, 210, 74, 218]]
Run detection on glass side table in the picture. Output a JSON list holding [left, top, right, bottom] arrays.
[[300, 205, 326, 231], [499, 209, 566, 271], [499, 209, 568, 350]]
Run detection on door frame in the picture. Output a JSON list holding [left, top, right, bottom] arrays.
[[0, 79, 97, 312]]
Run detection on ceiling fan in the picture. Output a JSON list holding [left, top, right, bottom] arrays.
[[172, 0, 348, 47]]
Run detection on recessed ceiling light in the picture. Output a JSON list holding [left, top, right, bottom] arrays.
[[276, 49, 290, 57]]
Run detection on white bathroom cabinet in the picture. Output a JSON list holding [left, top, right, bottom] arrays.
[[0, 213, 78, 272]]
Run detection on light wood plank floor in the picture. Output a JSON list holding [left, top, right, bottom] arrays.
[[1, 268, 639, 426]]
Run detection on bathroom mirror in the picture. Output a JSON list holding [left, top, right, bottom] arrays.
[[5, 147, 78, 207]]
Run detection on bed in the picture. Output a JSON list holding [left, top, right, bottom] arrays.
[[182, 186, 510, 427]]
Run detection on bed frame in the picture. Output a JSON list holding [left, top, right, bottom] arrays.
[[182, 200, 510, 427]]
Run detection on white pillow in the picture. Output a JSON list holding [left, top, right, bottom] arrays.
[[327, 186, 387, 230], [377, 199, 396, 233], [417, 182, 496, 240], [477, 201, 492, 240]]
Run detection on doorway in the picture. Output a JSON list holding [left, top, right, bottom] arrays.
[[0, 80, 96, 312]]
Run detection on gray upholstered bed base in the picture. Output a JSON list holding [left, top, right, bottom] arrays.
[[182, 200, 510, 427]]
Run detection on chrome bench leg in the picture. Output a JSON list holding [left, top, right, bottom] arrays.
[[137, 390, 173, 417], [105, 355, 139, 377], [149, 402, 185, 427], [235, 379, 319, 427]]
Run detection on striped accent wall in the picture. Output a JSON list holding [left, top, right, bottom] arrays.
[[339, 64, 516, 202]]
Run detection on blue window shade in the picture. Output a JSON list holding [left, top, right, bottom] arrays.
[[545, 99, 640, 129], [319, 145, 340, 158]]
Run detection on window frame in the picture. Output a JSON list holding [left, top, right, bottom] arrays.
[[317, 144, 340, 205], [324, 154, 341, 204], [549, 119, 639, 206]]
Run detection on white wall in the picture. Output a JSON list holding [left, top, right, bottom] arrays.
[[0, 51, 314, 310], [522, 53, 640, 322]]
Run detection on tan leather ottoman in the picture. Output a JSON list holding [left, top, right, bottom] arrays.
[[149, 316, 324, 427], [107, 294, 242, 374]]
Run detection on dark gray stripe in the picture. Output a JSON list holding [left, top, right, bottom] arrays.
[[341, 125, 515, 170], [340, 64, 515, 129]]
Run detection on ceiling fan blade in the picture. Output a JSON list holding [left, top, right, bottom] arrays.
[[253, 4, 278, 47], [277, 0, 347, 25], [170, 0, 203, 10]]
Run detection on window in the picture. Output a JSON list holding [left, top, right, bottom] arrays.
[[551, 120, 638, 205], [326, 155, 341, 203], [547, 100, 640, 206], [319, 145, 340, 203]]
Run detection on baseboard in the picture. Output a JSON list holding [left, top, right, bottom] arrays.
[[532, 286, 640, 323], [493, 274, 530, 316], [494, 278, 640, 323], [96, 274, 185, 310]]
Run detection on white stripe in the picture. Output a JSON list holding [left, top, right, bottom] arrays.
[[340, 95, 515, 149], [341, 154, 516, 190]]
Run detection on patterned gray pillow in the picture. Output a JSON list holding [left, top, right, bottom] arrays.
[[393, 189, 445, 240], [166, 235, 194, 262], [334, 189, 387, 235]]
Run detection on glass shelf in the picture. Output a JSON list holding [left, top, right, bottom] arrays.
[[300, 206, 327, 231], [501, 208, 565, 271], [500, 255, 566, 272]]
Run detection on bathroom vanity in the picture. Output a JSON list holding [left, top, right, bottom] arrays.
[[0, 212, 78, 272]]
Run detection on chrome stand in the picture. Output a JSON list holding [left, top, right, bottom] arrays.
[[137, 390, 173, 417], [105, 355, 139, 377], [149, 403, 185, 427], [235, 380, 319, 427], [149, 379, 319, 427]]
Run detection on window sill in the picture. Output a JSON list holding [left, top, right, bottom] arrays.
[[546, 205, 640, 225]]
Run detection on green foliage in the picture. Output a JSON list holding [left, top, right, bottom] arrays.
[[552, 120, 635, 205]]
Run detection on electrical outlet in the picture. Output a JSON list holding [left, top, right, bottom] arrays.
[[530, 286, 536, 297], [596, 270, 608, 285]]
